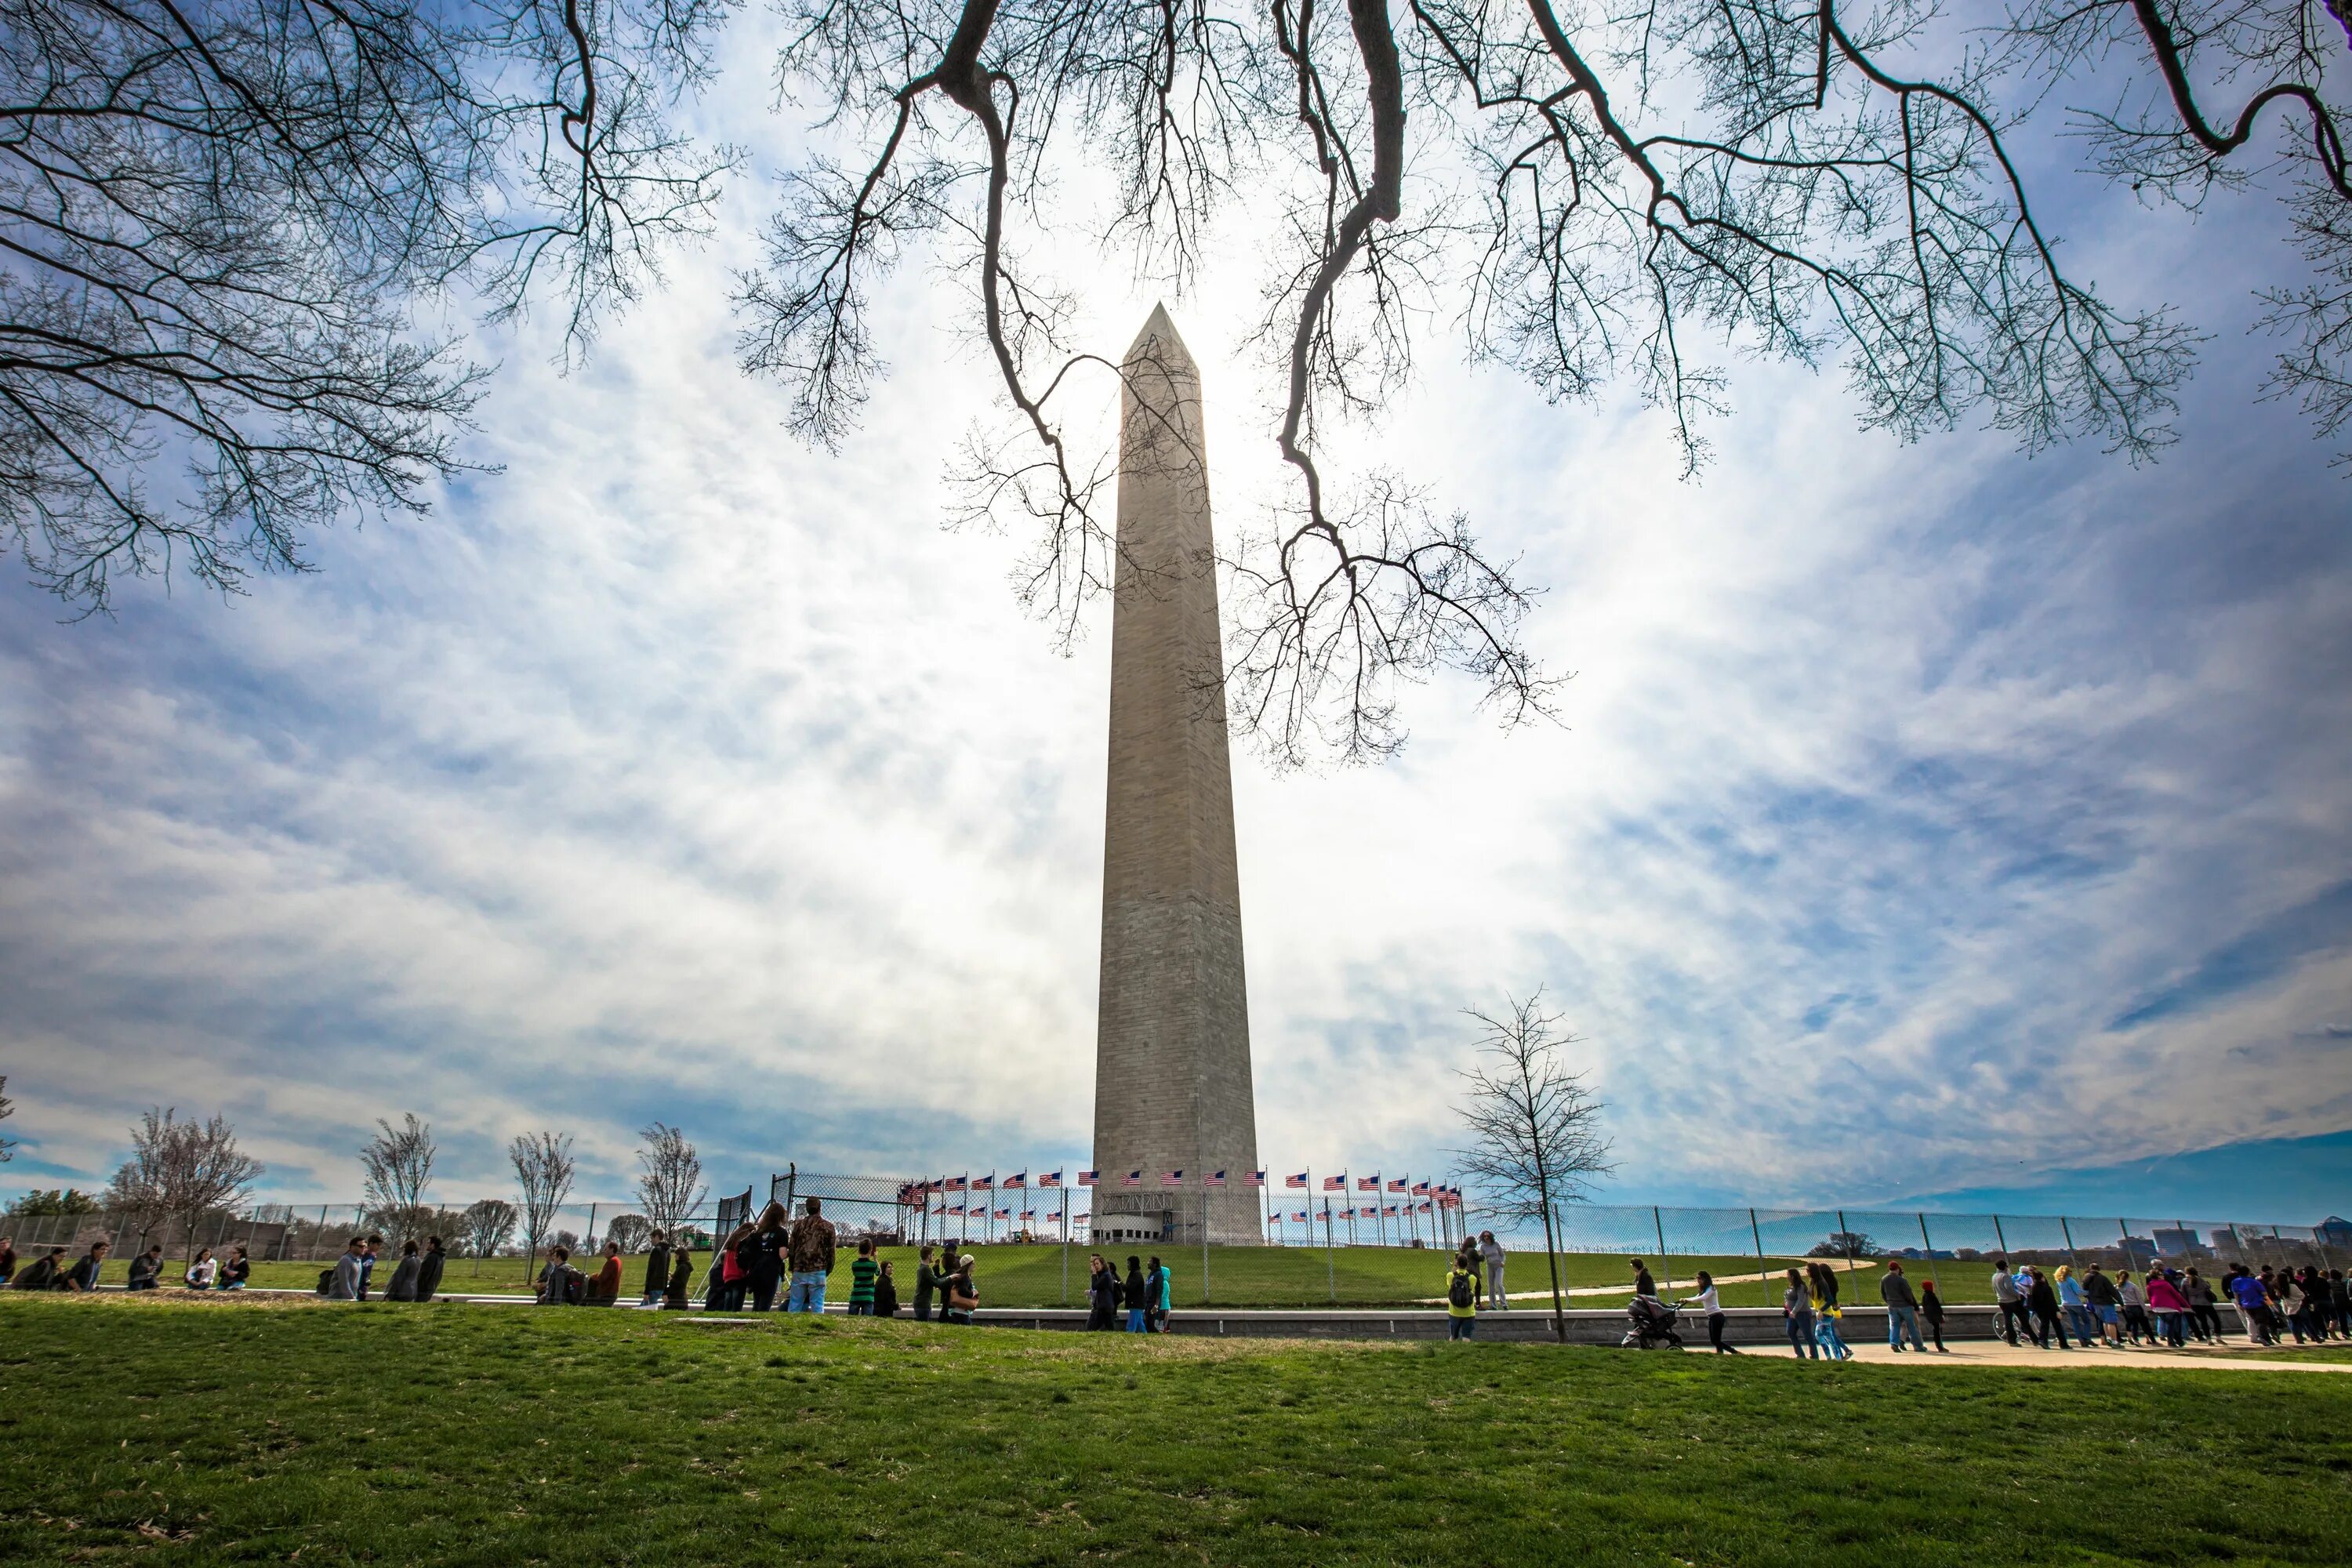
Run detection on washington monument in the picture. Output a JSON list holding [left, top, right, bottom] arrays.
[[1088, 306, 1262, 1247]]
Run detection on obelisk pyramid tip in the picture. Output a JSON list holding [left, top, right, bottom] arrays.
[[1126, 303, 1196, 370]]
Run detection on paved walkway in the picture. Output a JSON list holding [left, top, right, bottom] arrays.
[[1706, 1338, 2351, 1373]]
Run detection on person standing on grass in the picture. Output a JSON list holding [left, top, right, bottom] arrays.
[[1444, 1254, 1480, 1340], [1991, 1257, 2028, 1345], [219, 1247, 250, 1290], [1150, 1256, 1173, 1333], [873, 1259, 900, 1318], [327, 1238, 364, 1300], [183, 1249, 218, 1290], [848, 1239, 879, 1316], [714, 1223, 752, 1311], [641, 1231, 672, 1308], [1123, 1256, 1149, 1332], [416, 1236, 446, 1303], [785, 1198, 837, 1314], [1086, 1254, 1118, 1330], [125, 1244, 162, 1291], [1684, 1270, 1736, 1354], [1880, 1261, 1926, 1352], [663, 1247, 693, 1310], [590, 1242, 623, 1305], [749, 1203, 790, 1312], [1782, 1269, 1818, 1359], [386, 1240, 423, 1301], [1479, 1232, 1507, 1310], [1917, 1277, 1948, 1352]]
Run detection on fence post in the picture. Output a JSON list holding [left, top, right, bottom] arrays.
[[1749, 1208, 1767, 1310], [1992, 1214, 2009, 1260], [1653, 1207, 1673, 1297], [1323, 1198, 1336, 1304], [317, 1204, 329, 1263], [2059, 1215, 2079, 1272], [584, 1203, 597, 1253], [1835, 1209, 1857, 1279], [1060, 1189, 1071, 1305], [1201, 1191, 1210, 1305]]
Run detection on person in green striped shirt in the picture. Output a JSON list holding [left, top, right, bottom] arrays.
[[848, 1239, 879, 1316]]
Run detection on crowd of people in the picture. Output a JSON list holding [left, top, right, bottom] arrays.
[[1981, 1254, 2349, 1350], [0, 1236, 254, 1294]]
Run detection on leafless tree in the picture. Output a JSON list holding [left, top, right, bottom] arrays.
[[603, 1211, 653, 1254], [633, 1120, 706, 1239], [0, 0, 736, 613], [735, 0, 2347, 764], [103, 1106, 264, 1259], [0, 1074, 13, 1162], [460, 1196, 519, 1273], [1451, 991, 1612, 1341], [507, 1129, 575, 1273], [358, 1112, 437, 1243]]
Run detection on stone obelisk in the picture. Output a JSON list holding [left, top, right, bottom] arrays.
[[1089, 306, 1261, 1247]]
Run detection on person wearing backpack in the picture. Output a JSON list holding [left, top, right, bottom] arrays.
[[1444, 1255, 1480, 1339], [535, 1246, 578, 1306], [327, 1238, 365, 1301]]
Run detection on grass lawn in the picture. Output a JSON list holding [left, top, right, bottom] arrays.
[[1, 1295, 2344, 1566], [223, 1246, 1929, 1308]]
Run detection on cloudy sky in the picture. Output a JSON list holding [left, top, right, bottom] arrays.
[[2, 12, 2349, 1232]]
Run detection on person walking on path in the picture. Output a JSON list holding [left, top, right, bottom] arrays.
[[913, 1245, 943, 1323], [1148, 1256, 1172, 1333], [384, 1240, 423, 1301], [1782, 1269, 1819, 1359], [1991, 1257, 2029, 1345], [2146, 1268, 2190, 1347], [1086, 1254, 1120, 1330], [784, 1199, 837, 1314], [943, 1254, 978, 1324], [2227, 1267, 2274, 1345], [1479, 1232, 1507, 1310], [589, 1242, 624, 1305], [535, 1246, 578, 1305], [2056, 1266, 2095, 1347], [1683, 1270, 1736, 1354], [749, 1203, 789, 1312], [2184, 1269, 2220, 1341], [328, 1238, 364, 1301], [848, 1239, 879, 1316], [1806, 1263, 1852, 1359], [183, 1249, 218, 1290], [1444, 1254, 1480, 1340], [415, 1236, 446, 1302], [218, 1246, 250, 1290], [662, 1247, 693, 1310], [2117, 1270, 2154, 1345], [2081, 1263, 2123, 1346], [1917, 1277, 1948, 1352], [1879, 1261, 1926, 1352], [125, 1244, 163, 1291], [1123, 1257, 1149, 1332], [873, 1259, 900, 1317], [641, 1232, 672, 1308], [2025, 1265, 2071, 1348]]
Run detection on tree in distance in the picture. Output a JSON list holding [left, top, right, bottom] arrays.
[[4, 1187, 98, 1217], [602, 1213, 654, 1255], [6, 2, 2347, 762], [103, 1108, 263, 1260], [1451, 992, 1613, 1342], [507, 1131, 576, 1276], [358, 1113, 437, 1245], [0, 1073, 12, 1161], [634, 1122, 706, 1243], [460, 1196, 520, 1275]]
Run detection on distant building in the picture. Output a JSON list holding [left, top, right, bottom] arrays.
[[2318, 1216, 2352, 1248], [2152, 1227, 2199, 1257]]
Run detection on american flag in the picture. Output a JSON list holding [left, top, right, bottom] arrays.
[[994, 1207, 1011, 1220], [1287, 1172, 1309, 1189], [1412, 1180, 1430, 1195], [1384, 1205, 1399, 1218], [1387, 1178, 1406, 1192], [1358, 1176, 1378, 1192], [973, 1173, 994, 1191], [946, 1203, 965, 1216], [1006, 1171, 1026, 1189], [1040, 1171, 1062, 1189], [1122, 1171, 1142, 1188], [1290, 1210, 1309, 1224], [1244, 1171, 1266, 1188], [1417, 1201, 1433, 1214], [1019, 1209, 1036, 1221], [1078, 1171, 1098, 1187], [948, 1174, 968, 1192], [1323, 1175, 1345, 1192], [1160, 1170, 1185, 1186], [1205, 1171, 1227, 1188]]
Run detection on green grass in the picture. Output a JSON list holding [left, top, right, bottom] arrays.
[[0, 1294, 2344, 1566], [220, 1246, 1928, 1308]]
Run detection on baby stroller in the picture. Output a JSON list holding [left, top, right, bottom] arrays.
[[1622, 1294, 1684, 1349]]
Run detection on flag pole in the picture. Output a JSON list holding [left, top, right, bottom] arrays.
[[1060, 1185, 1070, 1305], [1322, 1194, 1336, 1304]]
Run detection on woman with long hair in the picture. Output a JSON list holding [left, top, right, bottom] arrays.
[[1806, 1263, 1853, 1360], [715, 1222, 754, 1312]]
